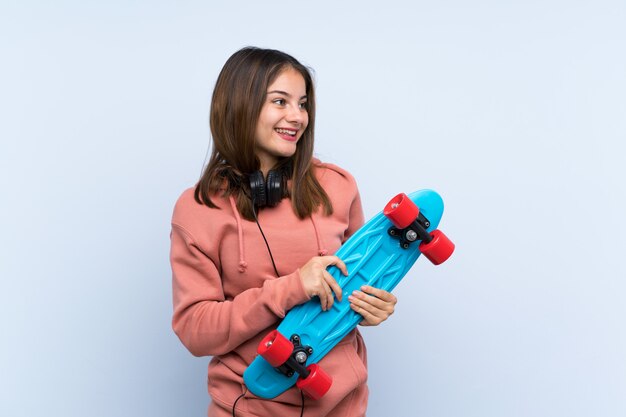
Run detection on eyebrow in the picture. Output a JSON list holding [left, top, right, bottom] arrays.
[[267, 90, 308, 100]]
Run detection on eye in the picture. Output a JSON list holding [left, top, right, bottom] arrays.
[[272, 98, 286, 106], [299, 101, 308, 110]]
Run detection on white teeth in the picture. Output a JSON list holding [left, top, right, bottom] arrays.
[[275, 128, 296, 136]]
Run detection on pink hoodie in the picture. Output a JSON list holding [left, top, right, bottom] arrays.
[[171, 160, 369, 416]]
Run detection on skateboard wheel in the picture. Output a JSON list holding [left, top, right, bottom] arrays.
[[296, 364, 332, 400], [257, 330, 293, 367], [384, 193, 419, 229], [419, 229, 455, 265]]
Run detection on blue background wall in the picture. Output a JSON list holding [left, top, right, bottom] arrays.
[[1, 1, 625, 416]]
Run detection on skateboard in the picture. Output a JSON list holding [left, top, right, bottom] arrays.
[[243, 189, 454, 400]]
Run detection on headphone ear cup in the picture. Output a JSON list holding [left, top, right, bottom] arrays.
[[249, 170, 267, 207], [266, 169, 283, 207]]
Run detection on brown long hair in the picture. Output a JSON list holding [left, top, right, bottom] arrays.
[[194, 47, 332, 220]]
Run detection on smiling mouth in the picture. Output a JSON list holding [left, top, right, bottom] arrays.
[[275, 128, 297, 137]]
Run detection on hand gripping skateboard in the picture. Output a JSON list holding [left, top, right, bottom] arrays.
[[243, 190, 454, 400]]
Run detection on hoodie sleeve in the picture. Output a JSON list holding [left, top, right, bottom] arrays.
[[170, 223, 310, 357], [344, 186, 364, 241]]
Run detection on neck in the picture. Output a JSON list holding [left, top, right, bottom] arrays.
[[258, 157, 277, 178]]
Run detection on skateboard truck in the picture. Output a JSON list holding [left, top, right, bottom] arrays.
[[257, 330, 333, 400], [387, 211, 432, 249], [384, 193, 455, 265], [275, 334, 313, 378]]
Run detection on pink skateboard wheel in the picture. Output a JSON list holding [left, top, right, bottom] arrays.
[[257, 330, 293, 367], [296, 363, 333, 400], [384, 193, 420, 229], [419, 229, 455, 265]]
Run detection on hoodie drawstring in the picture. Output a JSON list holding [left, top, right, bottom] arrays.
[[229, 195, 248, 273], [309, 214, 328, 256]]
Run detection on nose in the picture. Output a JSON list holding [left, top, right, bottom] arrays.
[[286, 103, 306, 126]]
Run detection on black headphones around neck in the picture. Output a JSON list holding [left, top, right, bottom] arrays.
[[248, 169, 285, 208]]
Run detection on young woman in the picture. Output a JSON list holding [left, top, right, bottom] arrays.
[[171, 47, 398, 417]]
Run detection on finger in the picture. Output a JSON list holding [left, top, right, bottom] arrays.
[[321, 256, 348, 276], [349, 294, 386, 318], [351, 290, 389, 311], [323, 271, 343, 301], [360, 285, 397, 304], [320, 280, 334, 311], [349, 302, 380, 326]]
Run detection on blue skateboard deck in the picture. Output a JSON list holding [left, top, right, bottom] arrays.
[[243, 189, 447, 399]]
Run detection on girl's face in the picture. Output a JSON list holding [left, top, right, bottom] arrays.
[[254, 67, 309, 174]]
